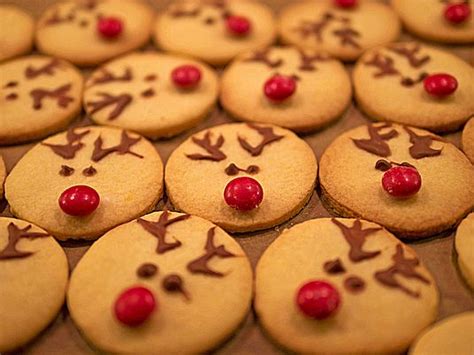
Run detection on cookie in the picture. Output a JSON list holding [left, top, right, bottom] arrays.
[[165, 123, 317, 232], [462, 118, 474, 163], [278, 0, 401, 62], [354, 42, 474, 133], [0, 5, 34, 62], [220, 46, 352, 132], [455, 213, 474, 289], [36, 0, 154, 66], [410, 312, 474, 355], [319, 123, 474, 238], [0, 217, 68, 352], [153, 0, 276, 66], [392, 0, 474, 44], [0, 55, 83, 145], [83, 52, 219, 139], [255, 217, 439, 354], [5, 126, 163, 240], [68, 211, 252, 353], [0, 156, 5, 198]]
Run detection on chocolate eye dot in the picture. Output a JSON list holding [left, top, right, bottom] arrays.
[[82, 166, 97, 177], [344, 276, 365, 293], [136, 263, 158, 278], [59, 165, 75, 176], [162, 274, 184, 293]]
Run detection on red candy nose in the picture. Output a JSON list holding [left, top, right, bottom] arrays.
[[264, 74, 297, 102], [444, 3, 471, 24], [334, 0, 358, 8], [171, 65, 202, 89], [59, 185, 100, 216], [224, 177, 263, 211], [423, 73, 458, 98], [226, 15, 252, 36], [97, 17, 123, 38], [114, 286, 156, 327], [382, 166, 422, 198], [296, 280, 341, 320]]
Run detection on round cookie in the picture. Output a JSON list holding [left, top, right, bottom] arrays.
[[278, 0, 401, 62], [153, 0, 276, 66], [0, 55, 83, 145], [36, 0, 154, 66], [410, 312, 474, 355], [0, 156, 5, 198], [392, 0, 474, 44], [0, 217, 68, 352], [455, 213, 474, 289], [462, 118, 474, 163], [5, 126, 163, 240], [68, 211, 252, 353], [255, 217, 439, 354], [83, 52, 219, 139], [0, 5, 34, 62], [220, 46, 352, 132], [165, 123, 317, 232], [319, 123, 474, 239], [353, 42, 474, 133]]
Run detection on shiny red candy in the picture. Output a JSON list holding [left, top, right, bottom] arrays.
[[264, 75, 297, 102], [224, 177, 263, 211], [97, 17, 123, 38], [296, 280, 341, 320], [171, 65, 202, 89], [114, 286, 156, 327], [59, 185, 100, 216], [423, 73, 458, 98], [382, 166, 422, 198], [226, 15, 252, 36], [444, 3, 471, 24], [334, 0, 358, 8]]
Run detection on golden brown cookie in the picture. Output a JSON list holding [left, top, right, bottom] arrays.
[[455, 213, 474, 289], [462, 118, 474, 163], [0, 5, 34, 62]]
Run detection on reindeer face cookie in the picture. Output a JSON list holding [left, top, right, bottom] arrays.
[[278, 0, 401, 61], [255, 218, 439, 354], [83, 52, 219, 139], [220, 46, 352, 132], [354, 42, 474, 132], [319, 123, 474, 238], [36, 0, 154, 66], [0, 5, 34, 62], [68, 211, 252, 354], [0, 217, 68, 352], [153, 0, 276, 66], [0, 56, 83, 145], [5, 126, 163, 240], [165, 123, 317, 232]]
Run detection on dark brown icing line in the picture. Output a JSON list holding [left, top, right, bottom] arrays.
[[91, 130, 143, 162], [238, 124, 284, 157], [0, 223, 50, 260], [375, 159, 415, 172], [298, 50, 328, 71], [86, 93, 132, 121], [162, 274, 190, 300], [30, 83, 74, 110], [225, 163, 259, 176], [25, 59, 61, 79], [352, 124, 399, 158], [141, 88, 155, 98], [404, 126, 443, 159], [387, 44, 430, 68], [244, 48, 283, 68], [186, 132, 227, 162], [324, 258, 346, 274], [89, 67, 133, 86], [42, 128, 90, 160]]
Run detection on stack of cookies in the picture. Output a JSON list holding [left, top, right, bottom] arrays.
[[1, 0, 473, 353]]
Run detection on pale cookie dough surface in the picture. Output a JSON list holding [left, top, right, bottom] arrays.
[[455, 213, 474, 289], [0, 5, 34, 62], [68, 211, 253, 354], [36, 0, 154, 66], [5, 126, 163, 240], [462, 118, 474, 163], [220, 46, 352, 132], [255, 217, 439, 354], [410, 312, 474, 355], [0, 217, 68, 352], [165, 123, 317, 232], [353, 42, 474, 132], [319, 123, 474, 238], [84, 52, 219, 139], [392, 0, 474, 44], [278, 0, 401, 61], [0, 56, 83, 145], [153, 0, 276, 66]]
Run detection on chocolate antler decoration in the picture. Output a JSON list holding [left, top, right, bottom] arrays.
[[388, 44, 430, 68], [89, 67, 133, 86], [86, 93, 132, 121], [298, 50, 328, 71], [30, 83, 74, 110], [25, 59, 61, 79], [404, 126, 443, 159], [374, 244, 430, 298], [364, 53, 400, 78], [0, 223, 49, 260], [187, 227, 236, 277], [42, 128, 90, 159], [352, 124, 399, 157], [186, 132, 227, 161], [244, 48, 283, 68], [137, 211, 191, 254], [331, 219, 382, 262], [333, 27, 360, 49], [44, 9, 75, 26], [91, 131, 144, 162], [294, 13, 334, 42], [238, 124, 284, 157]]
